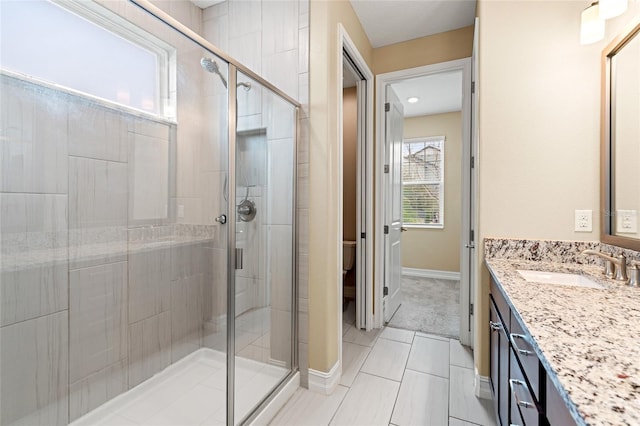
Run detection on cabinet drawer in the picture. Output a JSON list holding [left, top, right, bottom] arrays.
[[510, 350, 540, 426], [491, 278, 510, 331], [510, 311, 540, 401]]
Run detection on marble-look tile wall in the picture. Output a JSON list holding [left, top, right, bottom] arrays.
[[202, 0, 310, 386], [0, 74, 212, 425]]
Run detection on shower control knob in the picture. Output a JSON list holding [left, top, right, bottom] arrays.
[[215, 214, 227, 225]]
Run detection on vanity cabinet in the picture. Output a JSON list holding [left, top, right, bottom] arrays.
[[489, 278, 575, 426], [489, 286, 510, 425]]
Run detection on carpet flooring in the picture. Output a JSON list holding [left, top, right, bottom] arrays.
[[387, 276, 460, 338]]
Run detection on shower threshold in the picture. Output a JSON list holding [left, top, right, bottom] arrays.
[[70, 348, 288, 426]]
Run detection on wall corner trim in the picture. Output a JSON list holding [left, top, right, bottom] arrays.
[[402, 267, 461, 281], [308, 360, 341, 395], [474, 368, 492, 400]]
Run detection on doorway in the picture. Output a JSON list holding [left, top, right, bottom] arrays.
[[375, 58, 474, 346], [338, 25, 375, 380]]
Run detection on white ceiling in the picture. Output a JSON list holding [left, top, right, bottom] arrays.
[[350, 0, 477, 48], [190, 0, 224, 9], [391, 70, 462, 117]]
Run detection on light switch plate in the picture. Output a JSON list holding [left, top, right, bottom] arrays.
[[617, 210, 638, 234], [575, 209, 592, 232]]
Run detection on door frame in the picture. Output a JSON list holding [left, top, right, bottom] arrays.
[[337, 23, 375, 340], [374, 58, 473, 346]]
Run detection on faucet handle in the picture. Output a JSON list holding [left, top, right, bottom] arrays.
[[614, 254, 628, 282], [628, 264, 640, 287], [604, 259, 616, 278]]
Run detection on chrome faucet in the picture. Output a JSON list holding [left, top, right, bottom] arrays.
[[581, 250, 628, 282]]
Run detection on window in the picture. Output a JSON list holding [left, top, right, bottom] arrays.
[[402, 136, 445, 227], [0, 0, 176, 118]]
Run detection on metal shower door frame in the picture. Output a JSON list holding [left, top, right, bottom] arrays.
[[128, 2, 300, 425]]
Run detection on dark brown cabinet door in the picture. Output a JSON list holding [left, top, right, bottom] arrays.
[[490, 300, 510, 425]]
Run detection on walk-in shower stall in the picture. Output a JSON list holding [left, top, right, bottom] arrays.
[[0, 1, 298, 424]]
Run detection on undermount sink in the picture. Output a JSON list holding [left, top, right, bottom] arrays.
[[517, 270, 605, 289]]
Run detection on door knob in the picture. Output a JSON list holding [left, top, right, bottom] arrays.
[[215, 214, 227, 224]]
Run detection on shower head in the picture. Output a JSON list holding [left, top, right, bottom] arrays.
[[200, 57, 228, 88]]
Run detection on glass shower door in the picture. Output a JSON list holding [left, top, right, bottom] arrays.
[[231, 70, 297, 424]]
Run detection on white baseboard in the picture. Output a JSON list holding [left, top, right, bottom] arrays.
[[474, 369, 492, 400], [402, 267, 461, 281], [249, 372, 300, 425], [308, 360, 341, 395]]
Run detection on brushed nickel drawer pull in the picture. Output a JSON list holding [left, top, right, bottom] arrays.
[[509, 378, 534, 409], [510, 333, 533, 356], [489, 321, 502, 331]]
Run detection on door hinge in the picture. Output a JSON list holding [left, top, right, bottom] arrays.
[[385, 102, 390, 112], [384, 225, 389, 234], [471, 81, 475, 94], [361, 232, 366, 239], [384, 164, 389, 173], [471, 156, 475, 169], [470, 303, 474, 315], [383, 287, 389, 296], [470, 229, 475, 242]]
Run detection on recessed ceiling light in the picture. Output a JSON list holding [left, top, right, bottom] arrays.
[[407, 97, 419, 104]]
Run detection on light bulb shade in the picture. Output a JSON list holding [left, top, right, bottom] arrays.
[[581, 3, 605, 44], [599, 0, 627, 20]]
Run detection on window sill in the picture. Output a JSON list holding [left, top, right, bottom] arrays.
[[403, 224, 444, 230]]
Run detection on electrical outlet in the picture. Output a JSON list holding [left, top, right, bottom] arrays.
[[575, 209, 592, 232], [617, 210, 638, 234]]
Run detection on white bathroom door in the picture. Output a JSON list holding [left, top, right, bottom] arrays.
[[383, 86, 404, 323]]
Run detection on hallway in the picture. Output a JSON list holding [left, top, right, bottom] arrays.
[[271, 324, 495, 425]]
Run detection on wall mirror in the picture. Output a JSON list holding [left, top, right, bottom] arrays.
[[602, 17, 640, 251]]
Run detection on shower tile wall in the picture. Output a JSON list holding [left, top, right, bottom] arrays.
[[202, 0, 310, 386], [0, 68, 215, 424]]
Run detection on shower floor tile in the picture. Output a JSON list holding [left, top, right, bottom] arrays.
[[70, 348, 288, 426]]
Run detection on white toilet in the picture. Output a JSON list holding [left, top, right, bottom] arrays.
[[343, 240, 357, 277]]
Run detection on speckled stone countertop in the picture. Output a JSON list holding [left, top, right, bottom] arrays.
[[485, 239, 640, 426]]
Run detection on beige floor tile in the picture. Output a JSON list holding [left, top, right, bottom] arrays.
[[361, 338, 411, 382], [329, 373, 399, 426], [379, 327, 415, 344], [342, 325, 381, 347], [450, 339, 474, 369], [449, 417, 483, 426], [449, 366, 496, 426], [416, 332, 450, 342], [340, 342, 371, 387], [269, 386, 348, 425], [391, 369, 449, 426], [406, 336, 450, 378]]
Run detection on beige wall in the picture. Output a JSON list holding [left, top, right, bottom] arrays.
[[475, 0, 640, 376], [308, 0, 372, 372], [343, 87, 358, 241], [402, 112, 462, 272], [373, 26, 474, 74]]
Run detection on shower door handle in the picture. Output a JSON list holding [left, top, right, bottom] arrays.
[[235, 248, 243, 270]]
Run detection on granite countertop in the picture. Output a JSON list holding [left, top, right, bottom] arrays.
[[485, 258, 640, 425]]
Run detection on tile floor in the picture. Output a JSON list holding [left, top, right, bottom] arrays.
[[271, 317, 496, 426]]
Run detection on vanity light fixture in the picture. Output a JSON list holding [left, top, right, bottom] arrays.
[[407, 97, 419, 103], [599, 0, 627, 19], [581, 1, 605, 45]]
